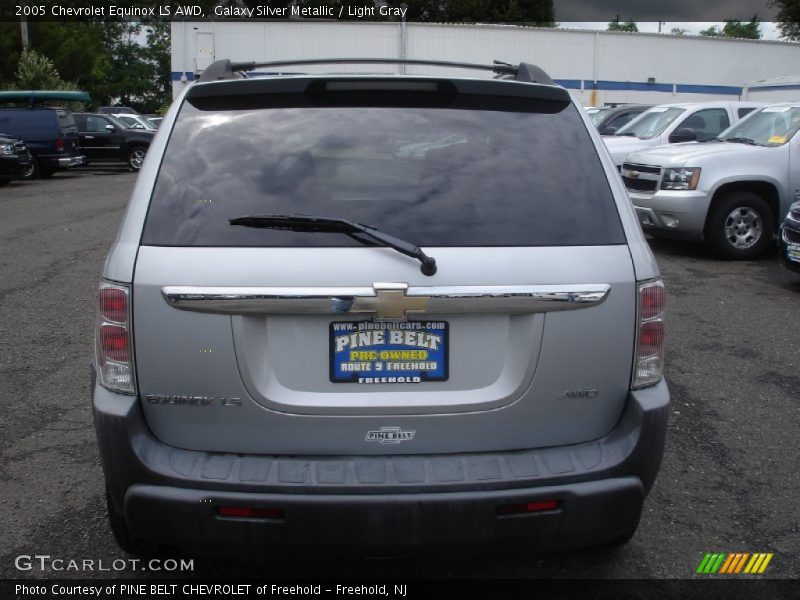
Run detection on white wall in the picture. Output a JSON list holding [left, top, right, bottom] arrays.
[[171, 21, 800, 105]]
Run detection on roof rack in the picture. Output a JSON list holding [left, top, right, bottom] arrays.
[[197, 58, 555, 86]]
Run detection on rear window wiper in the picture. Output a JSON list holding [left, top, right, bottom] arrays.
[[718, 136, 757, 145], [230, 214, 437, 276]]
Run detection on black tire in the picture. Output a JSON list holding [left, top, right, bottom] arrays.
[[126, 146, 147, 171], [21, 156, 39, 180], [0, 179, 10, 186], [706, 192, 774, 260], [39, 168, 55, 179], [106, 488, 137, 554]]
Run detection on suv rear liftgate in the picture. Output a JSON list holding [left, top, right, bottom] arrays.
[[93, 59, 669, 557]]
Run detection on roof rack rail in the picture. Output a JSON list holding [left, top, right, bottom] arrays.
[[197, 58, 555, 86]]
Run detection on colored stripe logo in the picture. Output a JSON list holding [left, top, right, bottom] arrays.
[[697, 553, 773, 574]]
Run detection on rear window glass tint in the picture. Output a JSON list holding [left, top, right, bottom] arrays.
[[143, 95, 624, 247], [56, 110, 76, 134]]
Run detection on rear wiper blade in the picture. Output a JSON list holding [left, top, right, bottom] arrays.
[[230, 214, 437, 276], [616, 132, 638, 137], [719, 136, 758, 145]]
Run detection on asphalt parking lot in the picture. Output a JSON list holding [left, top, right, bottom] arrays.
[[0, 169, 798, 580]]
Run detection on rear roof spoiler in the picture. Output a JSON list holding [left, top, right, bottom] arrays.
[[0, 90, 91, 107], [197, 58, 555, 86]]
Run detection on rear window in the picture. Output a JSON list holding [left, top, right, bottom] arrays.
[[56, 110, 76, 135], [143, 88, 624, 247]]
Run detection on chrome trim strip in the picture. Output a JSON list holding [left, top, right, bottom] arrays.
[[161, 283, 611, 316]]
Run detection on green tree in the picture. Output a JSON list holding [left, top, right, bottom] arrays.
[[700, 17, 761, 39], [699, 25, 721, 36], [670, 28, 688, 35], [14, 48, 76, 90], [722, 16, 761, 39], [607, 16, 638, 32], [772, 0, 800, 40]]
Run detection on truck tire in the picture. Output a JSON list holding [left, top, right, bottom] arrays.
[[706, 192, 774, 260]]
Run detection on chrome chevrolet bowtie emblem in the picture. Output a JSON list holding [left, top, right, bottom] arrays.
[[350, 283, 430, 319], [628, 170, 640, 179]]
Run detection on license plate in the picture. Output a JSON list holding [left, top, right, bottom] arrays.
[[787, 242, 800, 263], [330, 321, 448, 384]]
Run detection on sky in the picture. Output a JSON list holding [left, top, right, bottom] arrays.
[[559, 22, 783, 41]]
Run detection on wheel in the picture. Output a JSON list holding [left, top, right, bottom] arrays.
[[21, 156, 39, 180], [0, 179, 10, 186], [39, 168, 55, 178], [105, 488, 137, 554], [126, 146, 147, 171], [706, 192, 774, 259]]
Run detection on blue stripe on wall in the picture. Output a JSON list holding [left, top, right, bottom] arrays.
[[748, 83, 800, 92], [171, 72, 743, 95]]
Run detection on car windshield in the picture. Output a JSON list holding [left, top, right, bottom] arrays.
[[142, 94, 624, 248], [718, 105, 800, 146], [615, 107, 685, 139]]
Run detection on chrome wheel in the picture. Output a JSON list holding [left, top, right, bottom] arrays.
[[723, 206, 762, 250], [127, 147, 146, 170]]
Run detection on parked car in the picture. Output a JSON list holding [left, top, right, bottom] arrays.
[[589, 104, 653, 136], [779, 201, 800, 274], [93, 58, 668, 559], [0, 91, 87, 178], [603, 101, 764, 167], [0, 133, 32, 185], [623, 103, 800, 259], [112, 114, 157, 131], [73, 113, 155, 171], [144, 116, 163, 129], [98, 106, 138, 116]]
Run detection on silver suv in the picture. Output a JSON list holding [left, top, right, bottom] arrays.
[[93, 58, 669, 558]]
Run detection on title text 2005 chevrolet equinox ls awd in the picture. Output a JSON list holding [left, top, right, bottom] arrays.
[[92, 58, 669, 558]]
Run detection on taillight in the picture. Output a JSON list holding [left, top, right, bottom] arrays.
[[55, 138, 64, 152], [632, 279, 665, 389], [95, 281, 135, 394]]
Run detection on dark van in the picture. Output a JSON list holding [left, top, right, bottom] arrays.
[[0, 91, 87, 179]]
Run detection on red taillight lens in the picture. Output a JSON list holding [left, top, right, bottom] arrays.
[[55, 138, 64, 152], [99, 287, 127, 323], [99, 324, 130, 362], [639, 321, 664, 357], [632, 280, 665, 389]]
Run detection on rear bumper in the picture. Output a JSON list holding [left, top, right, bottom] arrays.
[[92, 373, 669, 557], [39, 154, 86, 170]]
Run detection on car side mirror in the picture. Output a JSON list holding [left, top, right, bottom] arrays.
[[669, 128, 697, 143], [105, 124, 115, 132]]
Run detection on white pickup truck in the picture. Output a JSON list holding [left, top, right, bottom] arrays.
[[622, 103, 800, 259], [603, 101, 764, 168]]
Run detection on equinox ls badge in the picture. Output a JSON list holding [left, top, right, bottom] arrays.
[[365, 426, 415, 444]]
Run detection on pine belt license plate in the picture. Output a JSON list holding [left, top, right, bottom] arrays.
[[330, 321, 448, 384]]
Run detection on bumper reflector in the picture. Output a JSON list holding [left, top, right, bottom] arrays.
[[496, 499, 559, 515]]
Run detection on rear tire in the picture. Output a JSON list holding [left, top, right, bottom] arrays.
[[126, 146, 147, 171], [106, 488, 137, 554], [706, 192, 774, 260], [39, 168, 55, 179], [0, 179, 10, 186]]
